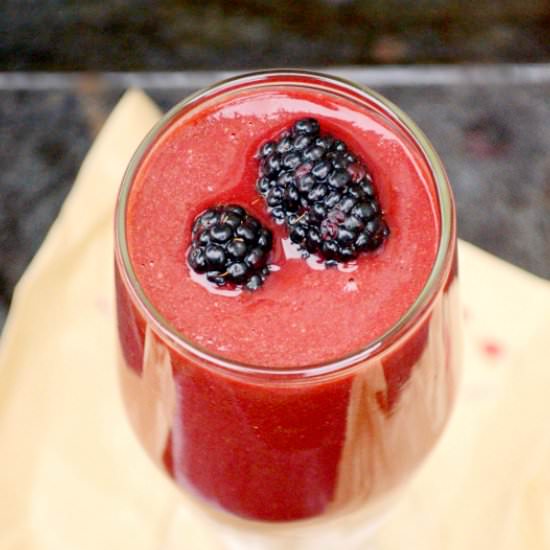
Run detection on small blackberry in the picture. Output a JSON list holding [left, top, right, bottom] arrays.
[[188, 205, 272, 290], [256, 118, 389, 264]]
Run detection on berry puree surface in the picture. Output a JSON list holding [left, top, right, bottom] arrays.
[[127, 87, 439, 367]]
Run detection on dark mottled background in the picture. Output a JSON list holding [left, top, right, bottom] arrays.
[[3, 0, 550, 69], [1, 1, 550, 328]]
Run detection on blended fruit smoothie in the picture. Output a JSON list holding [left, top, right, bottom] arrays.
[[115, 72, 460, 524]]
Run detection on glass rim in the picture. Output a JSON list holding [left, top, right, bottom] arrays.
[[115, 68, 456, 379]]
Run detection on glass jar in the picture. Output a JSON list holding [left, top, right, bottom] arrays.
[[115, 70, 461, 549]]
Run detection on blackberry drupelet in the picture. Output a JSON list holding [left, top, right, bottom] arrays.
[[257, 118, 389, 263], [188, 205, 272, 290]]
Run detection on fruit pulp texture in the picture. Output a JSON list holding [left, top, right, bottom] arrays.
[[118, 86, 457, 522]]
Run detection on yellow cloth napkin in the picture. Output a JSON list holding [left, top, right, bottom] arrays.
[[1, 89, 550, 550]]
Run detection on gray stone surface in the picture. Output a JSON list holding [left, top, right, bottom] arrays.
[[2, 1, 550, 69], [1, 70, 549, 332], [0, 91, 92, 317], [382, 84, 550, 278]]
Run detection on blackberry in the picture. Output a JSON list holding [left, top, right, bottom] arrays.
[[256, 117, 389, 263], [188, 205, 272, 290]]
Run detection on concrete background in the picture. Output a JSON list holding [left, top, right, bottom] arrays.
[[2, 1, 550, 70]]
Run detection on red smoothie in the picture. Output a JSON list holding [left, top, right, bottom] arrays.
[[115, 72, 460, 523]]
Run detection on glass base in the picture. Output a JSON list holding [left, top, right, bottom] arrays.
[[162, 493, 397, 550]]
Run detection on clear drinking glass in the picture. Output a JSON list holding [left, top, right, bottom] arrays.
[[114, 70, 461, 549]]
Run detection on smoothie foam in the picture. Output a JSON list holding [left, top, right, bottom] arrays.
[[126, 87, 439, 368]]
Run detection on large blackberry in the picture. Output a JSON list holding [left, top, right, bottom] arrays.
[[188, 205, 273, 290], [256, 118, 389, 264]]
